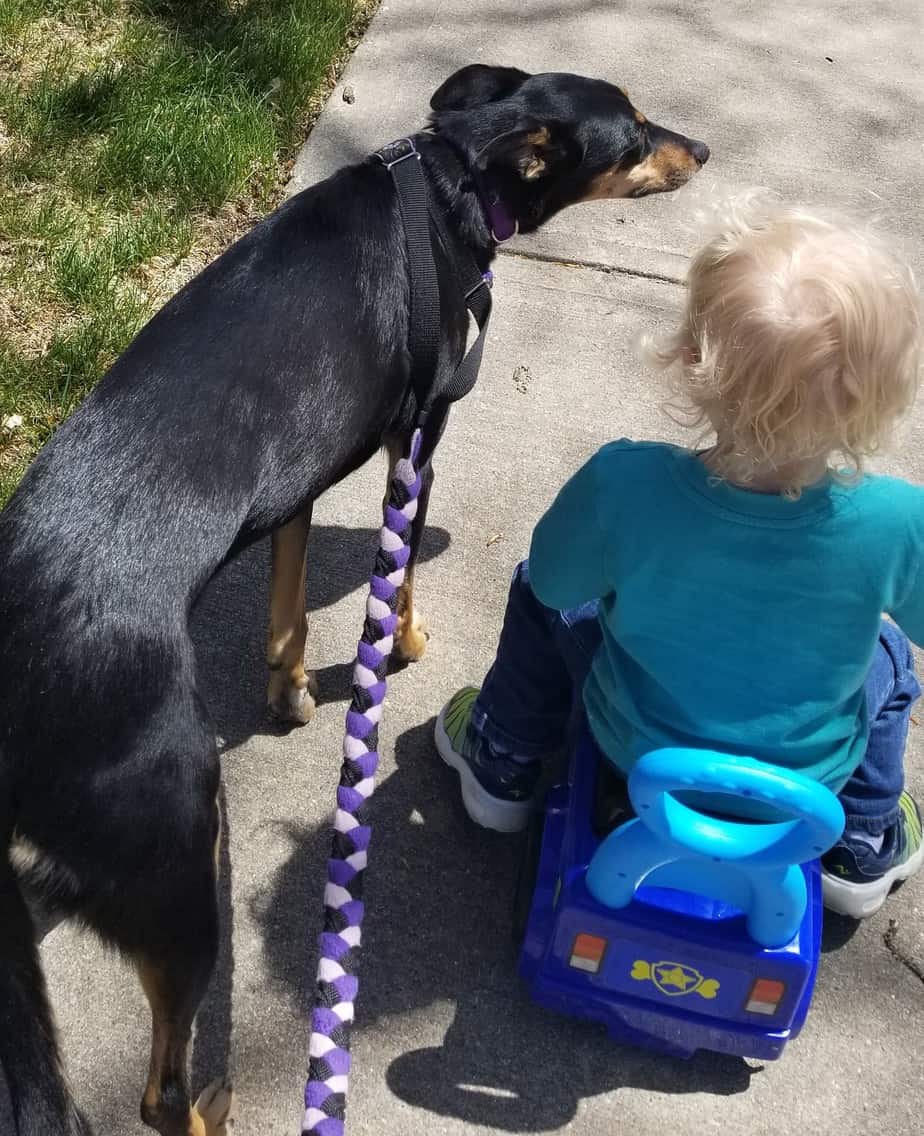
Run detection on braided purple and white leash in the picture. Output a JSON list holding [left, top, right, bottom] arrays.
[[302, 429, 423, 1136]]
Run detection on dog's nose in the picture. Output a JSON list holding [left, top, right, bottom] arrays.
[[690, 140, 710, 167]]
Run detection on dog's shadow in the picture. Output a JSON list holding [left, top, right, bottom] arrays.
[[253, 717, 757, 1132]]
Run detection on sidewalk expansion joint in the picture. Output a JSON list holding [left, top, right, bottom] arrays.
[[497, 246, 685, 287]]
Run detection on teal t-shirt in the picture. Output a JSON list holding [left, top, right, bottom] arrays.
[[528, 440, 924, 794]]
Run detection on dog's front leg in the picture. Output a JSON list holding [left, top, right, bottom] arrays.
[[393, 456, 434, 662], [388, 403, 449, 663], [266, 504, 317, 723]]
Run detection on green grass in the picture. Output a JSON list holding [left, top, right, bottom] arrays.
[[0, 0, 44, 35], [0, 0, 370, 503], [51, 205, 192, 306]]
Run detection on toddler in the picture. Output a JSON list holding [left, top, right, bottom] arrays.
[[435, 198, 924, 920]]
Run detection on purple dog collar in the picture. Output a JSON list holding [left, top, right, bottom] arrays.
[[485, 194, 518, 243]]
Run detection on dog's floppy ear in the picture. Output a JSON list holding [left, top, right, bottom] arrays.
[[477, 120, 574, 181], [430, 64, 531, 112]]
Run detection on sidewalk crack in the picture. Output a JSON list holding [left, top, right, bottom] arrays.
[[884, 918, 924, 985], [497, 246, 685, 286]]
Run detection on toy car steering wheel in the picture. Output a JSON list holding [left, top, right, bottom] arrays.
[[586, 748, 845, 948], [629, 748, 845, 868]]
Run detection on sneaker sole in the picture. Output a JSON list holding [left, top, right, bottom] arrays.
[[822, 837, 924, 919], [434, 707, 531, 833]]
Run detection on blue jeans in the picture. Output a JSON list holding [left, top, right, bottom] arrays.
[[472, 561, 921, 836]]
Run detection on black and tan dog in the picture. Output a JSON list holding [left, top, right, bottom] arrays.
[[0, 65, 707, 1136]]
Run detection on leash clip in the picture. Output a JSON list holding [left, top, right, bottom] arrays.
[[376, 137, 421, 170], [464, 271, 494, 301]]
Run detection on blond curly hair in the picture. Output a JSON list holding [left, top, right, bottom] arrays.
[[644, 195, 923, 495]]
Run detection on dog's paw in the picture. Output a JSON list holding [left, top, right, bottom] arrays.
[[267, 668, 318, 724], [192, 1080, 234, 1136], [394, 609, 430, 663]]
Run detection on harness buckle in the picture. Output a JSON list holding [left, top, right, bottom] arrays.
[[375, 137, 421, 170]]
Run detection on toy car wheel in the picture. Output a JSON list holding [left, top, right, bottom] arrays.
[[512, 806, 545, 944]]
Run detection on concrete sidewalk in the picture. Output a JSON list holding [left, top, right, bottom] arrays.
[[25, 2, 924, 1135]]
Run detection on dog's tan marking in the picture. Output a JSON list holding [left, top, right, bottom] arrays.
[[137, 962, 234, 1136], [582, 166, 637, 200], [393, 562, 430, 662], [138, 963, 185, 1133], [583, 141, 702, 201], [384, 442, 429, 663], [212, 796, 221, 875], [190, 1082, 234, 1136], [634, 108, 647, 124], [626, 141, 702, 193], [10, 833, 81, 907], [518, 127, 551, 180], [267, 509, 317, 724], [10, 834, 55, 878]]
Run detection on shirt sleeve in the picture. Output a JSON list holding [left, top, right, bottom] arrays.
[[886, 483, 924, 647], [890, 558, 924, 648], [528, 452, 609, 610]]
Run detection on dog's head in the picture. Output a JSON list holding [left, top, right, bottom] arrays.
[[430, 65, 709, 234]]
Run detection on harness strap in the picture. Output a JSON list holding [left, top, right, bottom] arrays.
[[426, 186, 492, 407], [375, 136, 492, 421]]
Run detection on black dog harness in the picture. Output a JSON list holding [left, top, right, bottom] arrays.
[[374, 136, 494, 426]]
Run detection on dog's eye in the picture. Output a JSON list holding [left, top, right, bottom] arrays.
[[626, 134, 647, 164]]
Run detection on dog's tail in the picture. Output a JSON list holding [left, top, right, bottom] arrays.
[[0, 799, 88, 1136]]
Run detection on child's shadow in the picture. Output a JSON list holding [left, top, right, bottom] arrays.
[[256, 716, 756, 1132]]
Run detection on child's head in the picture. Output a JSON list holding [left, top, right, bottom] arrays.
[[647, 196, 923, 494]]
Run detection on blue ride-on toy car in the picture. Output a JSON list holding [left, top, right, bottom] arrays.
[[516, 728, 845, 1060]]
